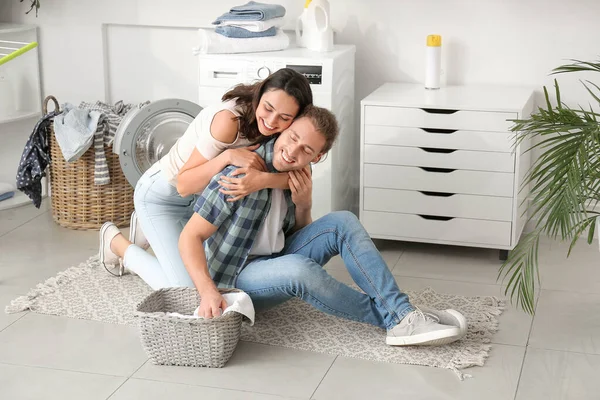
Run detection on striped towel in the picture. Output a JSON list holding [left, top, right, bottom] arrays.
[[79, 100, 149, 185], [79, 100, 134, 146], [92, 116, 110, 185]]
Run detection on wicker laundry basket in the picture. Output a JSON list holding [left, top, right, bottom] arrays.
[[135, 287, 244, 368], [44, 95, 134, 230]]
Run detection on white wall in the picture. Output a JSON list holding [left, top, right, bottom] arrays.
[[6, 0, 600, 107], [0, 3, 10, 20], [4, 0, 600, 225]]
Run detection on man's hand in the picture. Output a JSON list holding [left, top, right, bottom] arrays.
[[198, 289, 228, 318], [289, 166, 312, 211]]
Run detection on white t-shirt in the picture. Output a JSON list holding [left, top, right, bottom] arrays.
[[248, 188, 288, 256], [158, 99, 253, 186]]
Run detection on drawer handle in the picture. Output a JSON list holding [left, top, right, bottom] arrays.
[[419, 147, 457, 154], [418, 214, 455, 221], [421, 128, 457, 134], [419, 191, 455, 197], [419, 167, 456, 173], [421, 108, 459, 114]]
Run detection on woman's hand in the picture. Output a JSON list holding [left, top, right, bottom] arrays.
[[289, 166, 312, 211], [197, 289, 228, 319], [225, 144, 267, 172], [219, 168, 267, 202]]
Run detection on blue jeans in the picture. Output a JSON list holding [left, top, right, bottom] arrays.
[[122, 164, 196, 289], [235, 211, 415, 329]]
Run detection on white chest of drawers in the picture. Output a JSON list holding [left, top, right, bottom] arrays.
[[359, 83, 535, 255]]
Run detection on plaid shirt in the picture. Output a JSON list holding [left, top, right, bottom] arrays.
[[193, 138, 296, 288]]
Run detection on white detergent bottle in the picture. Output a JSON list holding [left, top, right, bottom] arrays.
[[301, 0, 334, 52], [295, 0, 311, 48]]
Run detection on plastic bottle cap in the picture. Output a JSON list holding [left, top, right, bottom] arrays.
[[304, 0, 313, 8], [427, 35, 442, 47]]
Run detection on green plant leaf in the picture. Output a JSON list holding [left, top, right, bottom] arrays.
[[501, 57, 600, 313]]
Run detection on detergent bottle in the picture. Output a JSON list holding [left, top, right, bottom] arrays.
[[296, 0, 334, 52], [295, 0, 311, 48]]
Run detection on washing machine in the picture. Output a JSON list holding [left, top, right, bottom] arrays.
[[114, 99, 202, 188], [115, 44, 357, 221]]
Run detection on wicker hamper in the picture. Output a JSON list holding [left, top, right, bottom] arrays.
[[44, 95, 134, 230], [135, 287, 244, 368]]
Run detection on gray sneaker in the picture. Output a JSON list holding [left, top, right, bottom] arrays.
[[387, 308, 462, 346], [419, 307, 468, 338]]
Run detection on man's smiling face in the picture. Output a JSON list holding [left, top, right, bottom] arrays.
[[272, 116, 325, 172]]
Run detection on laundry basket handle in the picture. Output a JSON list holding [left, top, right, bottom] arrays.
[[43, 95, 60, 115]]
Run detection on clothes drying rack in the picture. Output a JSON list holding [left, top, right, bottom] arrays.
[[0, 40, 38, 66], [0, 39, 38, 205]]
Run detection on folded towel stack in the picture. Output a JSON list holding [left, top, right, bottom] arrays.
[[213, 1, 286, 38], [194, 1, 289, 54]]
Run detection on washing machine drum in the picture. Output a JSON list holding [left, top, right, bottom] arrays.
[[114, 99, 202, 187]]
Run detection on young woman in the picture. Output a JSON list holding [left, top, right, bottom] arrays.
[[99, 68, 313, 290]]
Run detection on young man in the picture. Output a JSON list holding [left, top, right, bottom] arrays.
[[179, 106, 467, 346]]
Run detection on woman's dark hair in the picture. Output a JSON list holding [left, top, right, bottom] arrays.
[[221, 68, 313, 142]]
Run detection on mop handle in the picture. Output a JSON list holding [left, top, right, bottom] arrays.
[[0, 41, 38, 67]]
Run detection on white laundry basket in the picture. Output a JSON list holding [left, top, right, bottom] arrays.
[[135, 287, 244, 368]]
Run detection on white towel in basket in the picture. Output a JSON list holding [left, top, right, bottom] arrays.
[[167, 291, 255, 325]]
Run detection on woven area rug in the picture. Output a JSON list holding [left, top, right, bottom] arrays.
[[5, 255, 505, 380]]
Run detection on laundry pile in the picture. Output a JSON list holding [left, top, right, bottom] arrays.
[[193, 1, 289, 54], [15, 100, 145, 208]]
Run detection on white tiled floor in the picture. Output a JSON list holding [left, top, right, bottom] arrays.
[[1, 201, 599, 399]]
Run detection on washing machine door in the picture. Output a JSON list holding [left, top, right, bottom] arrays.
[[114, 99, 202, 187]]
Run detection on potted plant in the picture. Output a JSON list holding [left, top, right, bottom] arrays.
[[20, 0, 40, 16], [500, 58, 600, 314]]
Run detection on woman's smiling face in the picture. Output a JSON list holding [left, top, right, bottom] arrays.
[[255, 89, 300, 136]]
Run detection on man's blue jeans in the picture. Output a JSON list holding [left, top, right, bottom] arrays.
[[235, 211, 415, 329]]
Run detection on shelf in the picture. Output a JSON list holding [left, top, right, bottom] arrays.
[[0, 23, 43, 214], [0, 24, 38, 35], [0, 110, 41, 125]]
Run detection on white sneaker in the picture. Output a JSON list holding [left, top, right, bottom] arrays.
[[419, 307, 468, 338], [129, 211, 149, 250], [99, 222, 123, 277], [386, 308, 462, 346]]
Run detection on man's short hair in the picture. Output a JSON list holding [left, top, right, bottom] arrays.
[[301, 105, 339, 154]]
